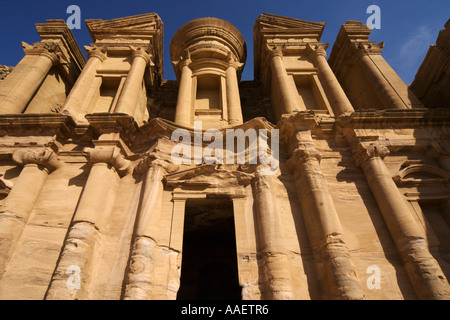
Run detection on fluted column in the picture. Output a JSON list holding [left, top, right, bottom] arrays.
[[114, 47, 152, 119], [0, 42, 60, 114], [61, 46, 107, 122], [252, 166, 295, 299], [307, 43, 354, 116], [0, 149, 60, 278], [268, 47, 297, 115], [354, 142, 450, 300], [226, 55, 244, 125], [174, 54, 193, 127], [123, 155, 178, 300], [287, 130, 364, 300], [45, 147, 129, 300], [352, 44, 406, 110]]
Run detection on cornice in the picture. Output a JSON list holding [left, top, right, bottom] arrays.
[[337, 108, 450, 129]]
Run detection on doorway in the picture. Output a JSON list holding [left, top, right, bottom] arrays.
[[177, 197, 241, 300]]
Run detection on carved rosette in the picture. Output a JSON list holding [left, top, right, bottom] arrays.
[[12, 149, 61, 173]]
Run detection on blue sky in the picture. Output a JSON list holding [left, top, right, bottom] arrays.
[[1, 0, 449, 84]]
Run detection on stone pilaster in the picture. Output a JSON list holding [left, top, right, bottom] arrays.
[[353, 141, 450, 300], [252, 165, 295, 299], [174, 52, 193, 127], [268, 46, 297, 115], [123, 155, 179, 300], [0, 149, 60, 278], [287, 130, 364, 300], [45, 147, 129, 300], [114, 47, 153, 122], [0, 42, 60, 114], [350, 43, 407, 110], [61, 45, 107, 124], [307, 43, 354, 117], [226, 53, 244, 126]]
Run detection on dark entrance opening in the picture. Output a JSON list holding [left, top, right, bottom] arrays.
[[177, 197, 241, 300]]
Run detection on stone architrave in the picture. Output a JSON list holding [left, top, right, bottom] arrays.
[[45, 147, 129, 300], [353, 141, 450, 300], [0, 149, 61, 278]]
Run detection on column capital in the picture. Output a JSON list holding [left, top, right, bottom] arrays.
[[350, 41, 384, 59], [12, 148, 61, 173], [226, 52, 244, 70], [306, 43, 330, 59], [134, 153, 179, 176], [266, 45, 285, 60], [84, 45, 107, 62], [130, 46, 154, 66], [173, 49, 192, 72], [83, 146, 130, 176], [21, 41, 61, 66], [352, 141, 390, 167]]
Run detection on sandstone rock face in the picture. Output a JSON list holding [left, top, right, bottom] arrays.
[[411, 19, 450, 109], [0, 13, 449, 300]]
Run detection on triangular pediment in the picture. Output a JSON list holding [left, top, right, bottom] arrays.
[[255, 13, 325, 35], [86, 13, 163, 41]]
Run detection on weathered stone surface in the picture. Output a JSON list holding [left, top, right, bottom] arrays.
[[0, 12, 449, 300]]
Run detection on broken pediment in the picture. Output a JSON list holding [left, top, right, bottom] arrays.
[[255, 13, 325, 37], [393, 163, 450, 187], [86, 13, 163, 40], [164, 164, 255, 188]]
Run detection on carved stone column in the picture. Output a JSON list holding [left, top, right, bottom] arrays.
[[174, 54, 193, 127], [226, 54, 244, 125], [114, 47, 152, 119], [351, 44, 407, 110], [61, 46, 107, 122], [0, 149, 60, 278], [0, 42, 60, 114], [353, 142, 450, 300], [252, 166, 295, 299], [307, 43, 354, 116], [268, 46, 297, 115], [123, 155, 178, 300], [287, 130, 364, 300], [45, 147, 129, 300]]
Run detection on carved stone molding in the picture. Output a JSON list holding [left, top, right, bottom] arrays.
[[83, 147, 130, 176], [12, 149, 61, 173]]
